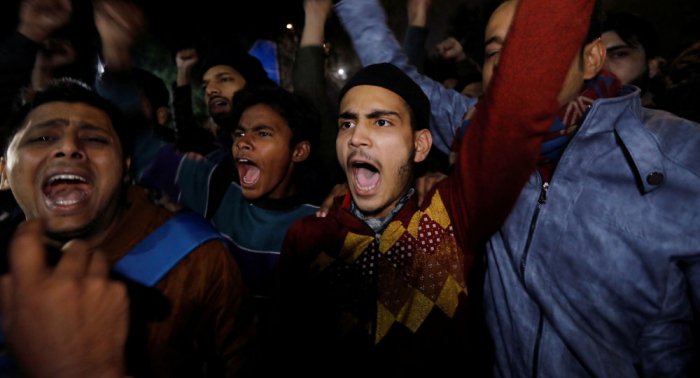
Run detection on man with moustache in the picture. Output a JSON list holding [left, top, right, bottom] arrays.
[[339, 0, 700, 375], [0, 80, 256, 377], [173, 46, 277, 159], [277, 0, 595, 375]]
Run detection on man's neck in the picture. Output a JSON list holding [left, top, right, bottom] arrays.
[[351, 188, 415, 234], [48, 206, 126, 251]]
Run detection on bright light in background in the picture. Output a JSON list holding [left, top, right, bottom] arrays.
[[286, 24, 293, 29], [336, 67, 347, 80], [96, 57, 105, 75]]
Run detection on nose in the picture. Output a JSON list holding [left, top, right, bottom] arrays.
[[53, 134, 85, 160], [206, 82, 220, 97], [348, 122, 371, 148], [235, 133, 253, 151]]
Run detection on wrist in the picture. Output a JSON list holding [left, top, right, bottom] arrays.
[[176, 71, 190, 87], [102, 47, 131, 71], [408, 8, 428, 27], [18, 24, 48, 43], [300, 23, 325, 47], [455, 51, 467, 62]]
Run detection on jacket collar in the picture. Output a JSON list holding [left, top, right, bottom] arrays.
[[579, 85, 665, 193]]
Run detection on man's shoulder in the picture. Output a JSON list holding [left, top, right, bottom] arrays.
[[638, 107, 700, 175], [286, 198, 353, 247]]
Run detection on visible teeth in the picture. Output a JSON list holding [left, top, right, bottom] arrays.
[[354, 177, 376, 192], [48, 174, 86, 184], [238, 158, 249, 163], [242, 178, 255, 184], [55, 199, 80, 205]]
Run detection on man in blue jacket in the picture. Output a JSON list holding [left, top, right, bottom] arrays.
[[337, 0, 700, 376]]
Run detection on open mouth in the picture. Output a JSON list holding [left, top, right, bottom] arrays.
[[209, 97, 229, 114], [236, 158, 260, 187], [351, 161, 380, 195], [42, 174, 92, 210]]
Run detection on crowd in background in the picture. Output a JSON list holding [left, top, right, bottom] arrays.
[[0, 0, 699, 377]]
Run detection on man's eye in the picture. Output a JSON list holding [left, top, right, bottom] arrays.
[[29, 136, 54, 143], [377, 119, 390, 127], [339, 121, 354, 130], [485, 50, 500, 59], [85, 137, 108, 144], [221, 77, 232, 83], [259, 131, 270, 137], [611, 51, 628, 59], [233, 132, 245, 138]]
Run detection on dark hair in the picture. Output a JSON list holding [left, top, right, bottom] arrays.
[[603, 12, 660, 60], [1, 78, 132, 158], [133, 68, 170, 110], [222, 86, 320, 151], [584, 0, 605, 48], [576, 0, 604, 69]]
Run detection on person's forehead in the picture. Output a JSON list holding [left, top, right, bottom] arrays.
[[339, 85, 409, 115], [602, 31, 640, 50], [202, 65, 242, 80], [485, 0, 517, 43], [23, 102, 114, 132], [238, 103, 290, 131]]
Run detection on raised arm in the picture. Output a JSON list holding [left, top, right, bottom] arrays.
[[402, 0, 430, 72], [0, 0, 72, 124], [444, 0, 595, 247], [335, 0, 476, 154], [293, 0, 342, 187]]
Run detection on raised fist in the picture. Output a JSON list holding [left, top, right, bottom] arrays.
[[94, 0, 145, 51], [437, 37, 466, 61], [18, 0, 73, 43], [176, 48, 199, 72]]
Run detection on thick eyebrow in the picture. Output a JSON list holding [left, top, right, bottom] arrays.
[[234, 124, 275, 132], [485, 36, 503, 47], [606, 45, 631, 53], [338, 111, 358, 120], [75, 122, 111, 132], [31, 118, 69, 129], [30, 119, 109, 133], [365, 109, 401, 120]]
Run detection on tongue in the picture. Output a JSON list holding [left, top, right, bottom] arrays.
[[242, 165, 260, 184], [46, 182, 89, 203], [355, 167, 379, 188]]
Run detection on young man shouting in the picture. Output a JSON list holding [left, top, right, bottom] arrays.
[[0, 80, 256, 377], [277, 0, 596, 374]]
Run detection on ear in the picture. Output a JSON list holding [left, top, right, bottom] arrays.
[[582, 38, 607, 80], [413, 129, 433, 163], [156, 106, 169, 126], [1, 157, 9, 190], [123, 157, 132, 183], [291, 141, 311, 163], [648, 57, 666, 79]]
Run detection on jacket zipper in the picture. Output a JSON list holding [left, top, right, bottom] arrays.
[[522, 102, 594, 377], [520, 180, 548, 278], [520, 179, 548, 377]]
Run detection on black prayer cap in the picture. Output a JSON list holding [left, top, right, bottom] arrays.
[[201, 45, 275, 86], [338, 63, 430, 130]]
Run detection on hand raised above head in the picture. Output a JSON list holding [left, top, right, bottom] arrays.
[[176, 48, 199, 71], [18, 0, 73, 43], [94, 0, 145, 69], [436, 37, 466, 61]]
